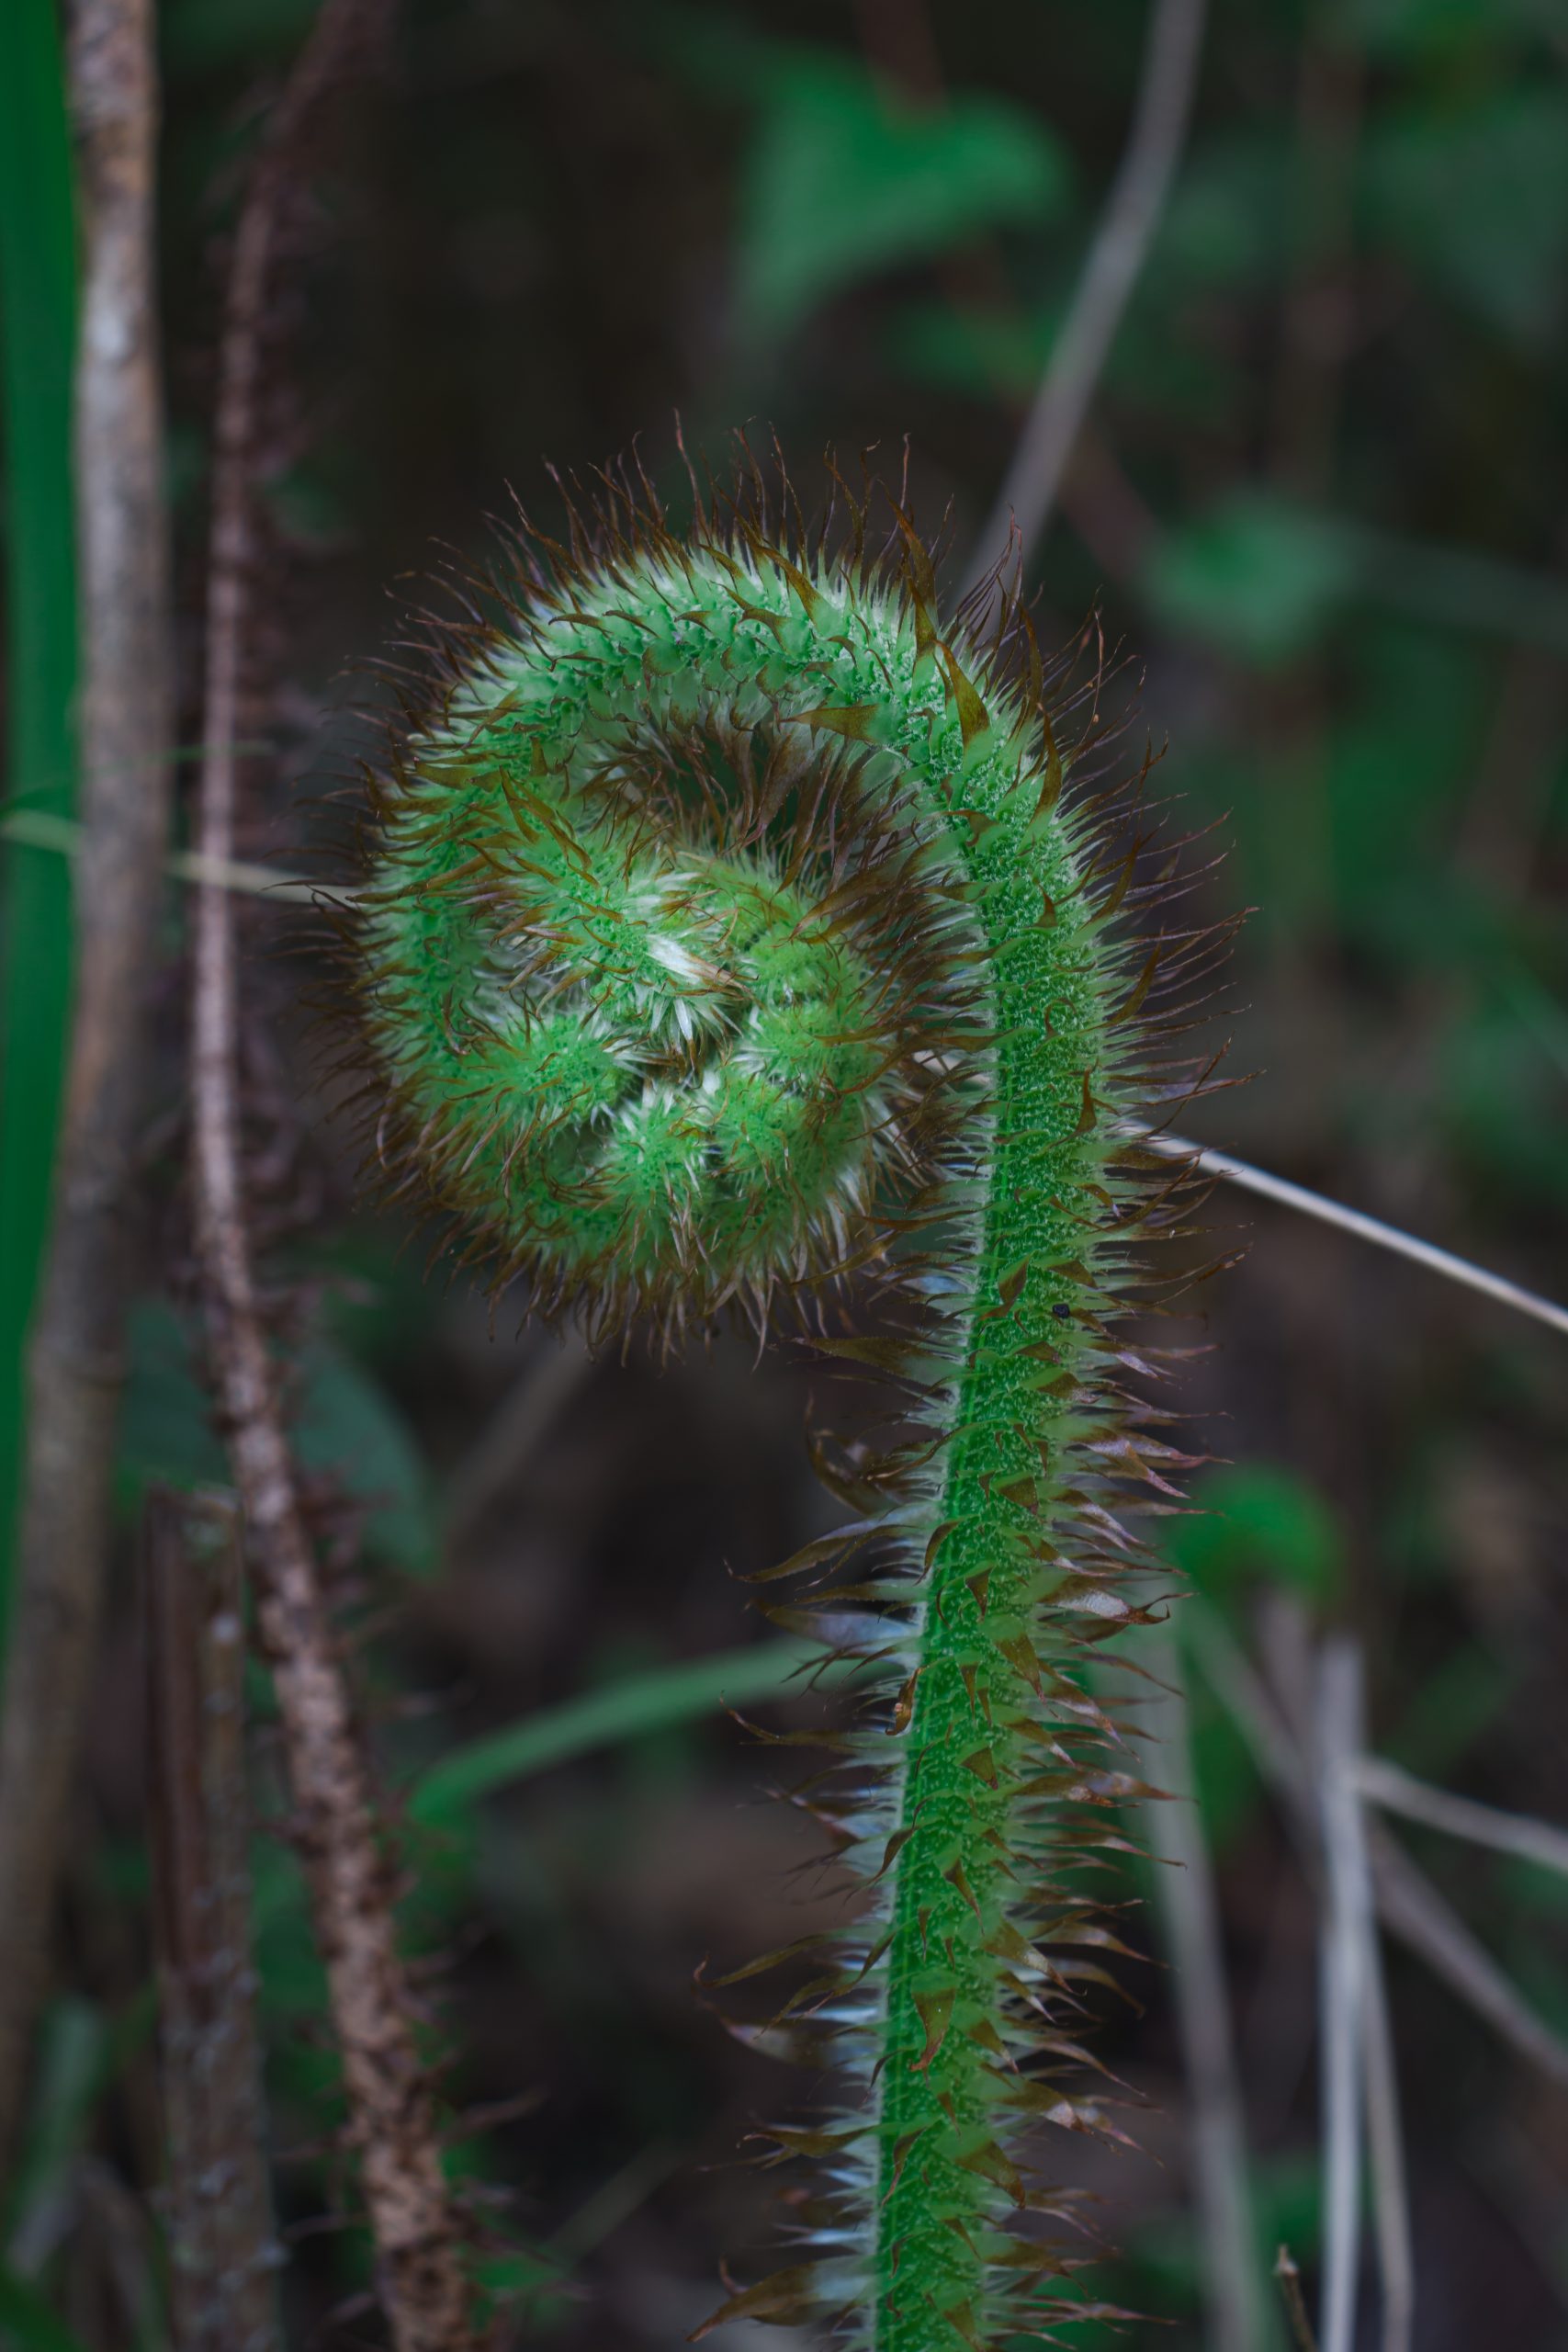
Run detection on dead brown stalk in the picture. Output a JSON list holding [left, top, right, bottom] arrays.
[[1274, 2244, 1322, 2352], [0, 0, 173, 2170], [146, 1489, 282, 2352], [188, 3, 479, 2345]]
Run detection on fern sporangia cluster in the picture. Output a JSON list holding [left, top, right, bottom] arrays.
[[352, 446, 1222, 2350]]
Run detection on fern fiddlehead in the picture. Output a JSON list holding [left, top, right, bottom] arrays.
[[356, 456, 1199, 2349]]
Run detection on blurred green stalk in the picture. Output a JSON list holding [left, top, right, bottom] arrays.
[[0, 0, 78, 1630], [412, 1637, 853, 1822], [0, 2261, 92, 2352]]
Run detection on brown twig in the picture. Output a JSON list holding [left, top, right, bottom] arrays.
[[188, 4, 479, 2346], [146, 1489, 282, 2352], [961, 0, 1209, 597], [1274, 2245, 1321, 2352], [0, 0, 173, 2171]]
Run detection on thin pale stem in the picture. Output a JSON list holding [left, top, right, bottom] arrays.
[[1367, 1822, 1568, 2093], [1357, 1756, 1568, 1881], [1139, 1127, 1568, 1340], [1188, 1602, 1568, 2091], [961, 0, 1208, 595], [440, 1329, 592, 1555], [0, 0, 172, 2174], [1316, 1638, 1371, 2352], [2, 807, 328, 902], [1138, 1623, 1267, 2352], [1361, 1917, 1414, 2352]]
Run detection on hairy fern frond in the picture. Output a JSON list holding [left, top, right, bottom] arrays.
[[352, 445, 1221, 2350]]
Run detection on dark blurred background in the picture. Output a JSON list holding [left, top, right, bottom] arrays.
[[7, 0, 1568, 2346]]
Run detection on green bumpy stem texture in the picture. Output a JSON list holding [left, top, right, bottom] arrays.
[[357, 466, 1194, 2351]]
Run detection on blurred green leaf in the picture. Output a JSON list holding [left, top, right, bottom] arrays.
[[1187, 1679, 1264, 1857], [473, 2244, 573, 2326], [887, 133, 1284, 424], [1156, 132, 1289, 291], [1168, 1464, 1343, 1610], [118, 1300, 438, 1575], [1385, 1646, 1513, 1779], [1348, 0, 1562, 51], [1506, 970, 1568, 1085], [295, 1340, 439, 1579], [886, 300, 1052, 403], [412, 1635, 841, 1824], [159, 0, 317, 74], [1436, 1001, 1568, 1208], [1145, 491, 1568, 668], [118, 1299, 230, 1498], [4, 1998, 106, 2259], [735, 50, 1068, 344], [0, 2267, 89, 2352], [1501, 1853, 1568, 1920], [1144, 492, 1358, 663], [248, 1835, 323, 2022], [1354, 530, 1568, 653], [1323, 627, 1489, 953], [1363, 89, 1568, 345]]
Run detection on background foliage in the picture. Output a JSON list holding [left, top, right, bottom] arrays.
[[2, 0, 1567, 2346]]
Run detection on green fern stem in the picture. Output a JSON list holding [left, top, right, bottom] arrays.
[[358, 472, 1164, 2349], [871, 847, 1114, 2347]]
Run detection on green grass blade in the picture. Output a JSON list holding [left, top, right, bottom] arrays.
[[411, 1636, 842, 1821], [0, 2265, 91, 2352], [0, 0, 79, 1629]]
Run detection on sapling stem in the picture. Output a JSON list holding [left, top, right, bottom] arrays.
[[188, 2, 478, 2340]]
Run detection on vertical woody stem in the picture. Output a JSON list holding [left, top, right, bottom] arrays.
[[188, 5, 478, 2344], [146, 1489, 282, 2352], [0, 0, 172, 2172]]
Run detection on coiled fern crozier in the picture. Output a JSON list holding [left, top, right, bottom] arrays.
[[356, 453, 1207, 2350]]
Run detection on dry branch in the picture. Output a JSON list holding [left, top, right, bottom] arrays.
[[188, 4, 478, 2345], [1275, 2245, 1322, 2352], [146, 1489, 281, 2352], [0, 0, 172, 2169]]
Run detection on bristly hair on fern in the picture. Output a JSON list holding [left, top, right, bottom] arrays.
[[345, 440, 1229, 2351]]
